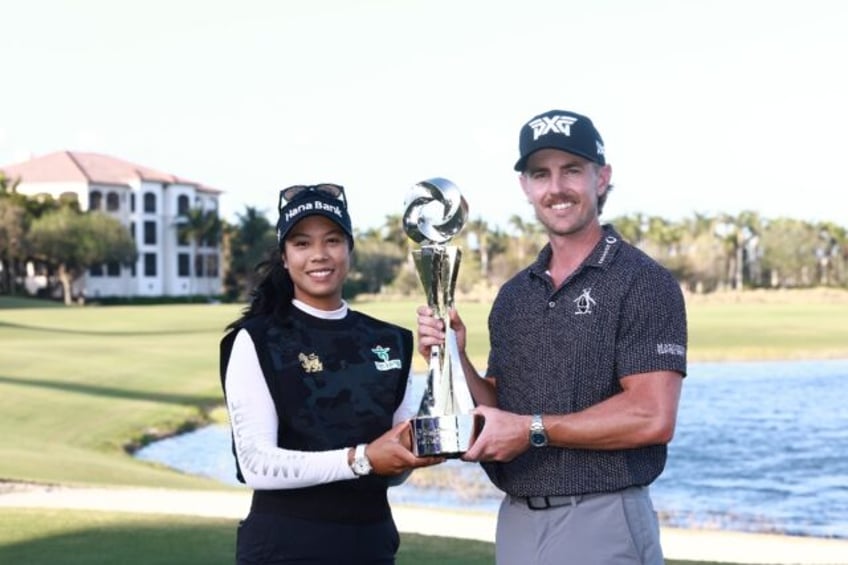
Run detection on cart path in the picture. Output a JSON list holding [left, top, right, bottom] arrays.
[[2, 483, 847, 565]]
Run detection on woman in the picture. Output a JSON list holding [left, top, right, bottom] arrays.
[[220, 183, 440, 564]]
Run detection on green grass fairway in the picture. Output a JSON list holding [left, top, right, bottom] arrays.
[[0, 508, 719, 565], [0, 302, 240, 487], [3, 293, 839, 565], [688, 300, 848, 361], [349, 295, 848, 364], [2, 294, 848, 487]]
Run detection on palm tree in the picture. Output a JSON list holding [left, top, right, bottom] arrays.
[[715, 211, 761, 290], [466, 217, 490, 277], [815, 222, 846, 286], [382, 213, 415, 273], [508, 214, 540, 264], [177, 207, 222, 298], [229, 206, 274, 299]]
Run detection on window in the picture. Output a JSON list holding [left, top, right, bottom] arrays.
[[89, 191, 102, 211], [130, 221, 136, 241], [106, 192, 120, 211], [177, 195, 190, 216], [130, 193, 135, 213], [206, 254, 219, 277], [144, 221, 156, 245], [89, 263, 104, 277], [178, 253, 190, 277], [177, 227, 189, 246], [194, 254, 204, 277], [144, 192, 156, 213], [106, 262, 121, 277], [202, 229, 218, 248], [144, 253, 157, 277]]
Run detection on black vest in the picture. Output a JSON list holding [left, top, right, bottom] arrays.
[[220, 306, 413, 523]]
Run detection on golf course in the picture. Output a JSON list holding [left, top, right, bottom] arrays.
[[2, 290, 847, 564]]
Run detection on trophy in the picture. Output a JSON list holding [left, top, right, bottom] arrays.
[[403, 178, 478, 457]]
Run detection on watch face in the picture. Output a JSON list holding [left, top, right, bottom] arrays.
[[530, 431, 548, 447]]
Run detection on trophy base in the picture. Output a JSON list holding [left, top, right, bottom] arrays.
[[410, 413, 479, 458]]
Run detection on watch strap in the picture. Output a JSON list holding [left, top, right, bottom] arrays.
[[351, 443, 372, 476], [530, 414, 548, 447]]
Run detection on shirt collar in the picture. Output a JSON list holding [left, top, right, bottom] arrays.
[[292, 298, 349, 320], [529, 224, 623, 279]]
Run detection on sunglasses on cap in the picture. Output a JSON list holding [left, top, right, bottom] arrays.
[[278, 183, 347, 210]]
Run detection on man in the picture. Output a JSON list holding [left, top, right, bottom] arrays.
[[417, 109, 687, 564]]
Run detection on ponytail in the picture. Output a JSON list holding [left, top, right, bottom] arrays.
[[225, 247, 293, 331]]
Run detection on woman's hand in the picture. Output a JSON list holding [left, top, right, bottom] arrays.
[[367, 420, 444, 476]]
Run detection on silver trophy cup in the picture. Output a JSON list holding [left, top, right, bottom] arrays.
[[403, 178, 478, 457]]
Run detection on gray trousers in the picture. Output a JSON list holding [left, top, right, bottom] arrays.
[[495, 486, 663, 565]]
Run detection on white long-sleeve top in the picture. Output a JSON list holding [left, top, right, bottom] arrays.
[[224, 299, 420, 490]]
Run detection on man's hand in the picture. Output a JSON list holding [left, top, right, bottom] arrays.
[[462, 405, 532, 463], [416, 306, 467, 360]]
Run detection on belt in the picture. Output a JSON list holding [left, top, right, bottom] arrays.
[[516, 489, 623, 511], [521, 494, 583, 510]]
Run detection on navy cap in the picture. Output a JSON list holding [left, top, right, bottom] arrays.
[[276, 191, 354, 249], [514, 109, 606, 171]]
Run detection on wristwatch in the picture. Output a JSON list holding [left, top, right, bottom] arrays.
[[350, 443, 372, 476], [529, 414, 548, 448]]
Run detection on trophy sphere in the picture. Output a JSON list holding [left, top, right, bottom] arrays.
[[403, 177, 469, 244]]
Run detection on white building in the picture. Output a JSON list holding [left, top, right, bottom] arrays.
[[1, 151, 223, 299]]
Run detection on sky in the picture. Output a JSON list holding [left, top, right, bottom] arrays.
[[2, 0, 847, 233]]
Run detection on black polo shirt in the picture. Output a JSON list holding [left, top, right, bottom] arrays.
[[483, 225, 687, 497]]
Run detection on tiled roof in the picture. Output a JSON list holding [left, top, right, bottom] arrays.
[[0, 151, 221, 193]]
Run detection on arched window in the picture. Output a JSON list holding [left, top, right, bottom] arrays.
[[106, 191, 120, 211], [144, 192, 156, 213], [89, 191, 102, 210]]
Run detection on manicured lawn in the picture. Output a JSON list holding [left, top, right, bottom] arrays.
[[687, 300, 848, 361], [3, 293, 848, 487], [0, 508, 716, 565], [354, 294, 848, 364], [0, 301, 237, 487], [1, 292, 847, 565]]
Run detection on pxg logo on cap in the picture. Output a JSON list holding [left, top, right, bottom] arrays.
[[514, 109, 605, 171]]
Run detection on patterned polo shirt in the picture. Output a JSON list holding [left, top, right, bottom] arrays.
[[483, 224, 688, 497]]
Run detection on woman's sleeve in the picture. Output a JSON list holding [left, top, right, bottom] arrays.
[[387, 369, 421, 487], [392, 370, 421, 425], [224, 329, 357, 489]]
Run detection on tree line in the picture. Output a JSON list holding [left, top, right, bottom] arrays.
[[3, 171, 846, 304], [227, 207, 848, 302]]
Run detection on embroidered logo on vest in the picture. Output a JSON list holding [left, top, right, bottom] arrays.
[[573, 288, 596, 315], [298, 352, 323, 373], [372, 346, 402, 371]]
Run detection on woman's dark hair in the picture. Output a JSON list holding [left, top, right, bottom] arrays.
[[226, 246, 293, 331]]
